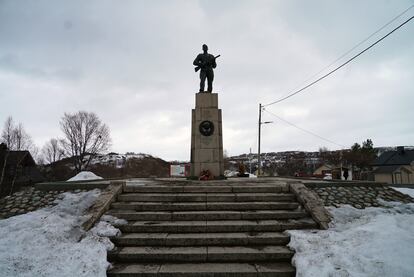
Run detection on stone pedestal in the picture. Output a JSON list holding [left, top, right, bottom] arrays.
[[190, 93, 224, 177]]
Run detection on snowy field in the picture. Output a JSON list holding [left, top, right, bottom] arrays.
[[0, 190, 120, 277], [289, 188, 414, 277]]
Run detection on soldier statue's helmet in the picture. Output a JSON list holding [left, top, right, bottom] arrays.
[[202, 44, 208, 51]]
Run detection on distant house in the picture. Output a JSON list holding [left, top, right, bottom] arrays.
[[313, 164, 333, 177], [313, 164, 352, 180], [0, 143, 44, 195], [372, 146, 414, 184]]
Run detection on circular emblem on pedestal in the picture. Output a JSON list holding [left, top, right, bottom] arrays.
[[199, 120, 215, 136]]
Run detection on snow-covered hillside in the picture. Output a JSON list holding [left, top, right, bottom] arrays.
[[88, 153, 152, 168]]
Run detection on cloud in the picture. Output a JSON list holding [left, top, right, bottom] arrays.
[[0, 0, 413, 160]]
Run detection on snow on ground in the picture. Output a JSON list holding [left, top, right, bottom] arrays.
[[224, 170, 238, 177], [67, 171, 103, 182], [0, 190, 118, 277], [393, 187, 414, 198], [91, 215, 127, 237], [100, 214, 128, 226], [224, 170, 257, 178], [288, 201, 414, 277], [89, 153, 149, 168]]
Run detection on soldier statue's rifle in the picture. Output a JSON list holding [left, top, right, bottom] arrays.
[[194, 55, 220, 72]]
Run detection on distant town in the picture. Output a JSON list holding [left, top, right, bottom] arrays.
[[223, 145, 414, 181]]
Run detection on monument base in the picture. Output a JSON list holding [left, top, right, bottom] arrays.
[[190, 93, 224, 178]]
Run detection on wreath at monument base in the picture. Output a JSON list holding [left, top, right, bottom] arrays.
[[199, 169, 214, 181]]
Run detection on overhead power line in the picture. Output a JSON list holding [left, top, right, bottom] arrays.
[[263, 108, 345, 148], [283, 4, 414, 96], [264, 14, 414, 107]]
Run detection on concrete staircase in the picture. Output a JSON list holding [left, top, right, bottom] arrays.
[[106, 180, 318, 276]]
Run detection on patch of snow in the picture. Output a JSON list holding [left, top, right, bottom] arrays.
[[67, 171, 103, 182], [90, 221, 121, 237], [227, 172, 257, 178], [125, 179, 155, 187], [288, 202, 414, 276], [100, 214, 128, 226], [0, 190, 116, 277], [88, 153, 150, 168], [225, 170, 257, 178], [393, 187, 414, 198], [224, 170, 238, 177], [126, 153, 147, 160], [323, 173, 332, 180]]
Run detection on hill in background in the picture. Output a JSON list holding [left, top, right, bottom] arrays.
[[41, 152, 169, 181]]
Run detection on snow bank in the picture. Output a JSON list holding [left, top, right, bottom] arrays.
[[393, 187, 414, 198], [67, 171, 103, 182], [288, 202, 414, 277], [0, 190, 116, 277]]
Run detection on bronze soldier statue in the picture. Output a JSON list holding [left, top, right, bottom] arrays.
[[193, 44, 220, 93]]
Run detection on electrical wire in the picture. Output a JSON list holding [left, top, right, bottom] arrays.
[[264, 14, 414, 107], [263, 108, 345, 148], [281, 4, 414, 96]]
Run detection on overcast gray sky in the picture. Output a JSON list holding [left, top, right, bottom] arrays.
[[1, 0, 413, 161]]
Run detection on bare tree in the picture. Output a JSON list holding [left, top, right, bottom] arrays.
[[1, 117, 36, 152], [13, 123, 34, 151], [1, 116, 16, 149], [0, 117, 40, 194], [60, 111, 111, 172], [318, 147, 341, 166], [42, 138, 65, 165]]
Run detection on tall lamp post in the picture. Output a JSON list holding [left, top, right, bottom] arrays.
[[257, 103, 273, 177]]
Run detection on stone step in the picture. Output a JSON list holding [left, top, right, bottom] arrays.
[[117, 218, 317, 233], [107, 262, 295, 277], [111, 201, 299, 211], [108, 245, 293, 263], [106, 180, 313, 277], [117, 193, 295, 202], [123, 184, 289, 193], [107, 209, 308, 221], [111, 232, 290, 246]]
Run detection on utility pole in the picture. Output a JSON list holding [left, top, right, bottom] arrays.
[[340, 149, 343, 180], [258, 104, 262, 177], [257, 104, 273, 177], [249, 147, 252, 174]]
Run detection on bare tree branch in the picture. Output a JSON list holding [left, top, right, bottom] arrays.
[[1, 117, 36, 153], [60, 111, 111, 172], [1, 116, 16, 149], [41, 138, 65, 165]]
